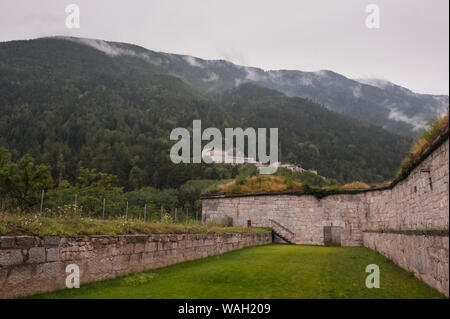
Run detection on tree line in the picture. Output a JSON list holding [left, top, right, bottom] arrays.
[[0, 146, 235, 218]]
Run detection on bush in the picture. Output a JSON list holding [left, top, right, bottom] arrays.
[[161, 212, 173, 224], [223, 216, 233, 227], [285, 177, 295, 189], [235, 174, 247, 185], [230, 184, 242, 194], [0, 150, 53, 210], [237, 163, 258, 177], [125, 187, 177, 212]]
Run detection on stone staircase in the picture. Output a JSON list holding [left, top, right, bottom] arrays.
[[269, 219, 296, 244]]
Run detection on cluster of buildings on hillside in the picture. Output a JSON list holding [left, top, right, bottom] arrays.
[[201, 148, 317, 174]]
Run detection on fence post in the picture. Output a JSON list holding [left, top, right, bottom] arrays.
[[175, 207, 177, 224], [125, 201, 128, 221], [144, 204, 147, 222], [74, 194, 78, 214], [39, 190, 45, 215], [102, 198, 106, 219], [196, 210, 198, 222]]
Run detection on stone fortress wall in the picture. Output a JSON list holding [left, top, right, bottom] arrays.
[[202, 132, 449, 296], [0, 233, 271, 298], [0, 133, 447, 298]]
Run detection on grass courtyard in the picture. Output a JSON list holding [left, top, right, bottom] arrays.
[[31, 244, 445, 299]]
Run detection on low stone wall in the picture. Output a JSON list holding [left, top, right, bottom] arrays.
[[363, 232, 449, 296], [0, 232, 272, 298]]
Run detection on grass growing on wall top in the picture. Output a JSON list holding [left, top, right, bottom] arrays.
[[397, 111, 449, 180], [0, 210, 270, 236], [29, 244, 446, 299], [202, 174, 372, 197], [209, 175, 303, 195], [340, 181, 370, 190]]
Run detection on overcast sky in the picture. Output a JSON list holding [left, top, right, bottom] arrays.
[[0, 0, 448, 94]]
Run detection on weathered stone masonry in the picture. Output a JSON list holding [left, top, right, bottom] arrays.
[[363, 232, 448, 296], [202, 134, 449, 296], [0, 233, 271, 298]]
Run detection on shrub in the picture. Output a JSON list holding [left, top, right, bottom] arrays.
[[235, 174, 247, 185], [223, 216, 233, 227], [161, 212, 173, 224], [0, 150, 53, 210], [230, 184, 242, 194], [285, 177, 295, 189]]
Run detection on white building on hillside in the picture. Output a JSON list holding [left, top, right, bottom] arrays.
[[202, 148, 314, 173]]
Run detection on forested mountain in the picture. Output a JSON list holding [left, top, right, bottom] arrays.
[[41, 37, 448, 137], [34, 37, 447, 137], [0, 37, 412, 189], [0, 38, 234, 189], [218, 83, 411, 182]]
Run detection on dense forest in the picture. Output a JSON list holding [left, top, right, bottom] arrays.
[[0, 145, 337, 216], [0, 37, 412, 206], [218, 83, 411, 181]]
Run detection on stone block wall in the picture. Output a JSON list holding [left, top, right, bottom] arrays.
[[364, 139, 449, 231], [203, 194, 367, 246], [202, 136, 449, 295], [0, 232, 271, 298], [363, 232, 449, 296], [202, 138, 449, 246]]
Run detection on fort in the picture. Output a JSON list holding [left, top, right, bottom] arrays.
[[0, 127, 448, 298], [202, 128, 449, 296]]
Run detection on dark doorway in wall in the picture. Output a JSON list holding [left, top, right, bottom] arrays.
[[247, 220, 251, 227], [323, 226, 342, 246]]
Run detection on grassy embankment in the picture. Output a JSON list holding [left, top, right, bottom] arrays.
[[0, 210, 270, 237]]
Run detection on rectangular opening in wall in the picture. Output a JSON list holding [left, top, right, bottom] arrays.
[[323, 226, 342, 246], [247, 220, 251, 227], [323, 226, 331, 245]]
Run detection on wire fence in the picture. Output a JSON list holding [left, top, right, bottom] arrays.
[[0, 191, 203, 224]]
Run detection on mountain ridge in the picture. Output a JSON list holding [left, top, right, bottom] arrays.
[[42, 36, 449, 137], [0, 36, 414, 187]]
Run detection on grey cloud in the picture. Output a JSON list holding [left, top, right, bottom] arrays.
[[0, 0, 448, 94]]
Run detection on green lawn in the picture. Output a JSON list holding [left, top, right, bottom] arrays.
[[31, 244, 446, 299]]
